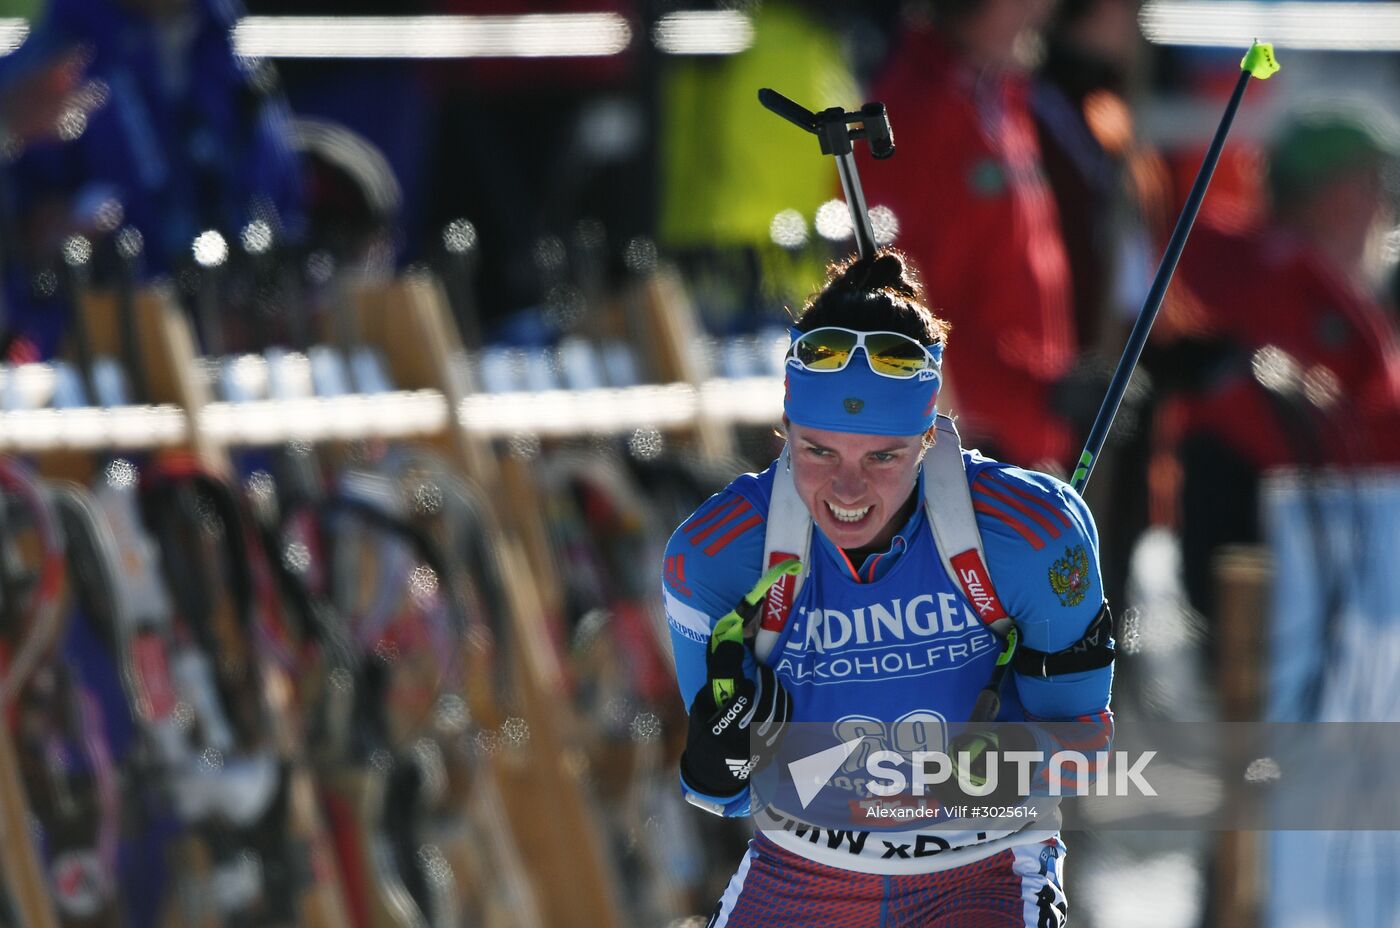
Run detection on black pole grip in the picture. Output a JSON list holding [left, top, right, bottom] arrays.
[[970, 685, 1001, 725]]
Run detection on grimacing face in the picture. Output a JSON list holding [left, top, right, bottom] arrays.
[[786, 420, 926, 554]]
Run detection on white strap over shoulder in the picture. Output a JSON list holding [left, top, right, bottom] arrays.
[[755, 443, 812, 663], [923, 415, 1013, 636]]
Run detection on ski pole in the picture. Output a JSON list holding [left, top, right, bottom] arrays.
[[970, 42, 1280, 726], [758, 89, 895, 260], [1069, 40, 1279, 493], [710, 558, 804, 708]]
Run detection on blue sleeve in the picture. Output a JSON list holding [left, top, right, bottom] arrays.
[[969, 461, 1114, 721], [662, 482, 767, 816], [662, 485, 766, 713]]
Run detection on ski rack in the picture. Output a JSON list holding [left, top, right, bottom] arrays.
[[0, 285, 230, 480], [3, 273, 609, 926], [356, 272, 627, 927], [4, 263, 769, 926], [1, 284, 781, 455]]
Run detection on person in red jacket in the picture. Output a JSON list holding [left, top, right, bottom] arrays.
[[1165, 109, 1400, 617], [862, 0, 1076, 473]]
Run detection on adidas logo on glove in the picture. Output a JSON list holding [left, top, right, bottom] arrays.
[[711, 694, 750, 736]]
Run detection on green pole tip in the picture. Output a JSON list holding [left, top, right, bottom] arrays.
[[1241, 41, 1280, 79], [1070, 451, 1093, 487], [995, 627, 1018, 667]]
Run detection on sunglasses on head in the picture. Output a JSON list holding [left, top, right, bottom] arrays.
[[786, 327, 941, 380]]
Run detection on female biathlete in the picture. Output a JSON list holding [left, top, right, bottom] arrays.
[[662, 250, 1115, 927]]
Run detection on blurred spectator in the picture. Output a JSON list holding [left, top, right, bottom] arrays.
[[1033, 0, 1170, 351], [0, 0, 304, 356], [0, 38, 108, 362], [1165, 108, 1400, 617], [0, 47, 100, 156], [861, 0, 1075, 471], [255, 0, 432, 267], [1032, 0, 1170, 606], [658, 0, 858, 325]]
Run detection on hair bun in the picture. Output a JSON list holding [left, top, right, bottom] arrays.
[[796, 246, 947, 347], [828, 248, 922, 302]]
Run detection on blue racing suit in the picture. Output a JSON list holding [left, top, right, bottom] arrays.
[[662, 451, 1113, 925]]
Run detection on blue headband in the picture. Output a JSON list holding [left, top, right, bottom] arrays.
[[782, 332, 942, 436]]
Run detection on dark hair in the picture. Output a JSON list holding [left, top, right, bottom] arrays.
[[793, 248, 950, 348]]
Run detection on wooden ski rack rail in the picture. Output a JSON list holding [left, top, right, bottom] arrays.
[[0, 403, 187, 451], [457, 375, 782, 437], [2, 376, 782, 450]]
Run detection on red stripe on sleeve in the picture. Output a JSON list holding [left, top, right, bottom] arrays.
[[682, 495, 744, 536], [972, 500, 1046, 550], [688, 498, 752, 545], [704, 514, 764, 556], [980, 473, 1073, 528], [972, 482, 1060, 540], [1052, 726, 1114, 753], [1031, 710, 1114, 753]]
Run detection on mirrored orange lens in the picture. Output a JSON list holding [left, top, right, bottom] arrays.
[[793, 331, 858, 370], [865, 334, 929, 378]]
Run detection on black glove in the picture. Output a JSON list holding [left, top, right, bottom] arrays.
[[679, 627, 791, 798]]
